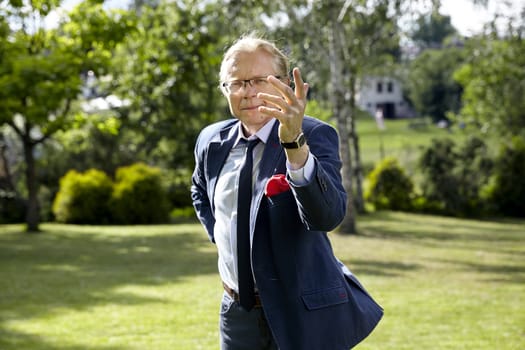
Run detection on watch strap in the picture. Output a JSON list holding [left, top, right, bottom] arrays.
[[280, 132, 306, 149]]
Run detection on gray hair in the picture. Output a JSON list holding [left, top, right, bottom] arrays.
[[219, 34, 290, 83]]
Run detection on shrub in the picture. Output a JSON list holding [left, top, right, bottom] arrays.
[[481, 137, 525, 217], [365, 157, 414, 211], [0, 191, 25, 224], [170, 206, 196, 222], [110, 163, 170, 224], [163, 168, 193, 209], [418, 137, 493, 217], [418, 138, 459, 215], [52, 169, 113, 224]]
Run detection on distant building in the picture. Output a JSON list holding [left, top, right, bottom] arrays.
[[356, 76, 415, 119]]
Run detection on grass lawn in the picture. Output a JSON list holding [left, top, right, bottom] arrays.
[[1, 212, 524, 349], [354, 116, 473, 175]]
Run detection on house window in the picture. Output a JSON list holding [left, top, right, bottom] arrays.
[[377, 82, 383, 93], [387, 81, 393, 92]]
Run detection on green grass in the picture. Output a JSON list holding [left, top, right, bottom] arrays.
[[355, 116, 467, 174], [1, 212, 524, 349]]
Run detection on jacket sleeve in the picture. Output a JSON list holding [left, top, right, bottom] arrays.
[[290, 122, 347, 232], [191, 133, 216, 243]]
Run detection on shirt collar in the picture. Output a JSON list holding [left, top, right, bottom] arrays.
[[234, 118, 276, 146]]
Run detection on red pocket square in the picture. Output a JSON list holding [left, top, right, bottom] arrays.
[[265, 174, 291, 197]]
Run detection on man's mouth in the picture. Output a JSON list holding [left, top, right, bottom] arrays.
[[241, 105, 262, 111]]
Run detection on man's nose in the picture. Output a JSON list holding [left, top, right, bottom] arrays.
[[241, 81, 257, 96]]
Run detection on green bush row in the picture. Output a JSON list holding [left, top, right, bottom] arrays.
[[53, 163, 172, 224], [51, 135, 524, 224], [365, 136, 525, 218]]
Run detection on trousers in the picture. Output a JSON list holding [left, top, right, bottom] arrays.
[[219, 291, 278, 350]]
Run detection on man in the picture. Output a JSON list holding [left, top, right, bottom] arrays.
[[191, 35, 382, 350]]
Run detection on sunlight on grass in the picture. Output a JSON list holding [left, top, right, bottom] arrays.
[[1, 213, 524, 349], [331, 212, 525, 350]]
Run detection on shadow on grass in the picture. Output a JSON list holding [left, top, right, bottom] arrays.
[[339, 259, 421, 278], [0, 331, 127, 350], [433, 258, 525, 285], [354, 211, 525, 285], [0, 224, 216, 350], [357, 211, 525, 245]]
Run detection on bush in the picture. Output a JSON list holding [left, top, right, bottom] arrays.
[[0, 191, 25, 224], [170, 206, 196, 222], [410, 195, 443, 214], [52, 169, 113, 224], [418, 138, 459, 215], [163, 168, 193, 209], [418, 137, 493, 217], [481, 137, 525, 217], [110, 163, 170, 224], [365, 157, 414, 211]]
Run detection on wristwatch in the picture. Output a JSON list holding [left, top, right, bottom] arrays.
[[280, 132, 306, 149]]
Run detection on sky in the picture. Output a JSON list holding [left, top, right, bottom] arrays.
[[51, 0, 525, 37], [439, 0, 524, 36]]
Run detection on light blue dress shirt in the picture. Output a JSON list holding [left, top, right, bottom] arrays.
[[213, 118, 314, 292]]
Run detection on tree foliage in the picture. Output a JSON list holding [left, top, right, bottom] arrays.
[[418, 136, 493, 217], [405, 47, 464, 122], [0, 0, 135, 231], [410, 8, 457, 49], [109, 0, 232, 170], [454, 36, 525, 136], [482, 137, 525, 218]]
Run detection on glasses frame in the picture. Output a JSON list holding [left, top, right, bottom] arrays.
[[220, 75, 283, 94]]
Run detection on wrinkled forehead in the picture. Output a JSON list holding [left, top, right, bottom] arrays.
[[221, 49, 279, 81]]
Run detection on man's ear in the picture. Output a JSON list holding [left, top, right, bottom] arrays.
[[219, 85, 228, 97]]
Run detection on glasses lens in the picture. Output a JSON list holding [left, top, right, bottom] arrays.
[[229, 81, 243, 93], [223, 76, 278, 94], [251, 78, 268, 87]]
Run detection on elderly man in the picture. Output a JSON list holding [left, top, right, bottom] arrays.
[[191, 34, 382, 350]]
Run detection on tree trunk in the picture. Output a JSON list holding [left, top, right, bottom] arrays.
[[0, 134, 14, 191], [23, 135, 40, 233], [348, 77, 365, 213], [328, 2, 356, 234]]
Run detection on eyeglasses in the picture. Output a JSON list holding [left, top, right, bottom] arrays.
[[221, 76, 282, 94]]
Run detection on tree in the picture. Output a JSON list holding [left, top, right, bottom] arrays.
[[418, 137, 493, 217], [454, 36, 525, 137], [405, 47, 464, 122], [222, 0, 402, 233], [0, 0, 134, 231], [333, 0, 401, 226], [410, 6, 457, 49], [276, 0, 401, 233], [110, 0, 232, 171]]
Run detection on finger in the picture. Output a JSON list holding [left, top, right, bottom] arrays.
[[257, 92, 287, 110], [292, 68, 307, 99], [267, 75, 295, 104], [258, 105, 286, 120]]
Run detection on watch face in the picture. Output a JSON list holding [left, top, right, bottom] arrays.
[[297, 133, 306, 147]]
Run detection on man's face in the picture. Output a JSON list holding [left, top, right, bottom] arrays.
[[222, 50, 283, 135]]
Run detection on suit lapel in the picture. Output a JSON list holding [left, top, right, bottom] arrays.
[[205, 120, 285, 232], [206, 123, 239, 212]]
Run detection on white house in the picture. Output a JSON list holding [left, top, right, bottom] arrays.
[[356, 76, 415, 119]]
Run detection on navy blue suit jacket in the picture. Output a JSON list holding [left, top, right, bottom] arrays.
[[191, 116, 383, 350]]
